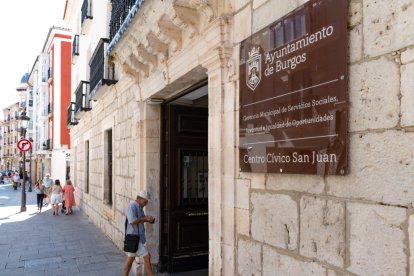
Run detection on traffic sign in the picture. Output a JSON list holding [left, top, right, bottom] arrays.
[[17, 138, 32, 152]]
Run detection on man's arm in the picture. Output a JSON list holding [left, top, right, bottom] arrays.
[[130, 216, 153, 225]]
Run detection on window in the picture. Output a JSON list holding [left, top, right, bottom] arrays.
[[181, 150, 208, 204], [103, 129, 113, 205], [85, 140, 90, 194], [275, 22, 284, 48]]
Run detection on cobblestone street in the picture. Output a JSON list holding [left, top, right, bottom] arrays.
[[0, 182, 127, 276]]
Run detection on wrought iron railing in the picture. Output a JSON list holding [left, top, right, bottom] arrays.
[[72, 34, 80, 57], [47, 103, 52, 114], [48, 68, 52, 79], [89, 39, 117, 96], [81, 0, 93, 26], [67, 102, 78, 127], [75, 81, 91, 115], [108, 0, 144, 53]]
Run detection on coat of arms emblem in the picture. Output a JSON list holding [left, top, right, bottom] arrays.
[[246, 46, 261, 91]]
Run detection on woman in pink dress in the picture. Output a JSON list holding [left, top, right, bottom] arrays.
[[62, 179, 76, 215]]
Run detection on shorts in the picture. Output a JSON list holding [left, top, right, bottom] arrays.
[[126, 242, 148, 258], [50, 194, 62, 204]]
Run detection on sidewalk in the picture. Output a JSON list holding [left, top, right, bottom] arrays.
[[0, 182, 128, 276]]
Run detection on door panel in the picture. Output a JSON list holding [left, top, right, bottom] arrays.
[[162, 105, 208, 273]]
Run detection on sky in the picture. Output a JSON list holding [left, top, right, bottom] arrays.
[[0, 0, 67, 114]]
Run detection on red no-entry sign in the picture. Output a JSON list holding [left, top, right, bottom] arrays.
[[17, 138, 32, 152]]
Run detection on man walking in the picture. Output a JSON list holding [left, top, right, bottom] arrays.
[[124, 191, 155, 276], [42, 173, 53, 206]]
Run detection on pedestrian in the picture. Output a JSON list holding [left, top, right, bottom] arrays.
[[124, 191, 155, 276], [62, 179, 76, 215], [48, 179, 62, 216], [19, 170, 23, 184], [13, 171, 20, 188], [34, 179, 46, 213], [42, 173, 54, 206], [7, 171, 12, 185]]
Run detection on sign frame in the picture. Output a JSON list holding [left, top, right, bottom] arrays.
[[239, 0, 348, 175]]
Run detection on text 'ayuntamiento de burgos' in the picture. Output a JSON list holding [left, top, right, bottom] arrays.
[[263, 25, 334, 75]]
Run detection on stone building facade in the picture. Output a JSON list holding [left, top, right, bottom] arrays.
[[65, 0, 414, 275], [2, 102, 21, 171]]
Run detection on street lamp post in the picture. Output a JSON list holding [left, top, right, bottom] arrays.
[[28, 138, 33, 192], [19, 111, 30, 212]]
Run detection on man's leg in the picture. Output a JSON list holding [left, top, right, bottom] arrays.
[[143, 254, 154, 276], [124, 256, 134, 276]]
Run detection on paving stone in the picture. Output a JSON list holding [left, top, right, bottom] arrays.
[[45, 267, 80, 276], [24, 263, 47, 272], [75, 254, 107, 266], [0, 267, 25, 276], [25, 257, 62, 268], [5, 261, 25, 269], [24, 271, 46, 276]]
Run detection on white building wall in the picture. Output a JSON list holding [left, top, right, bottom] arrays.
[[53, 42, 62, 149], [51, 149, 68, 183], [38, 53, 49, 151]]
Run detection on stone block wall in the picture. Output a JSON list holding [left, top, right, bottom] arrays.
[[234, 0, 414, 275], [70, 77, 161, 262]]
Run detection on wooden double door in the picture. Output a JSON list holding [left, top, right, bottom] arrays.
[[161, 104, 209, 273]]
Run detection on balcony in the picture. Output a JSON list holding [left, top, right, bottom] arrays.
[[81, 0, 93, 34], [67, 102, 78, 127], [42, 139, 51, 150], [72, 34, 80, 64], [88, 38, 117, 101], [108, 0, 145, 54], [74, 81, 91, 119]]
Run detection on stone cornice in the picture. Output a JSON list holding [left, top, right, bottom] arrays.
[[109, 0, 217, 84]]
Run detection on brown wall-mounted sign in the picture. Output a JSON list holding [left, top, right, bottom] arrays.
[[239, 0, 348, 175]]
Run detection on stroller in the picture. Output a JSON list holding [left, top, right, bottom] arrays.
[[61, 200, 67, 214]]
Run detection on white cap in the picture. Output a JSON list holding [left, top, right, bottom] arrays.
[[137, 190, 150, 200]]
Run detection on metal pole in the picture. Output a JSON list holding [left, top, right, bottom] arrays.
[[20, 127, 27, 212], [28, 150, 32, 192], [21, 150, 26, 212]]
